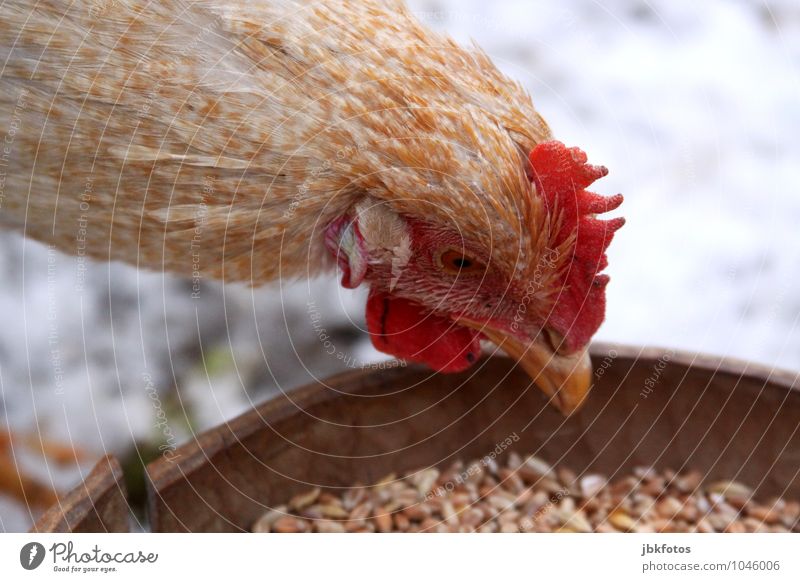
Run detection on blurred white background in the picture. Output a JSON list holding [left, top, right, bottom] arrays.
[[1, 0, 798, 530]]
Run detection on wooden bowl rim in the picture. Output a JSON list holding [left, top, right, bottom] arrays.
[[146, 342, 800, 496]]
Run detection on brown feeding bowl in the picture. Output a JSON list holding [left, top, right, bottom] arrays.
[[33, 343, 800, 532]]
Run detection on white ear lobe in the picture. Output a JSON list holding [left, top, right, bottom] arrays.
[[325, 200, 411, 290], [354, 201, 412, 291], [353, 200, 409, 253]]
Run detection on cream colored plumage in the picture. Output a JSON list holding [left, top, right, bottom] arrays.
[[0, 0, 551, 285]]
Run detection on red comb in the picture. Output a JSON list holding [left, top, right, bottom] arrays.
[[528, 141, 625, 353]]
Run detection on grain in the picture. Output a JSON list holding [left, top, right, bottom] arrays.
[[272, 516, 308, 533], [580, 474, 607, 498], [252, 456, 799, 533], [319, 504, 349, 519], [288, 487, 320, 511], [608, 509, 638, 532], [373, 508, 393, 533]]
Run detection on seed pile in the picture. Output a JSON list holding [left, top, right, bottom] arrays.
[[252, 453, 800, 533]]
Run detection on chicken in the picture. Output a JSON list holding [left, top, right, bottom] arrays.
[[0, 0, 623, 506]]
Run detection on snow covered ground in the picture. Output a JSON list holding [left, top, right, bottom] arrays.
[[1, 0, 799, 530]]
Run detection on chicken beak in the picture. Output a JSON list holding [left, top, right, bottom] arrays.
[[467, 325, 593, 415]]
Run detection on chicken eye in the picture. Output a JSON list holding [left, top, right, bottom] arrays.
[[437, 249, 483, 275]]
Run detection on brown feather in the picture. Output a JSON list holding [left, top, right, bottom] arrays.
[[0, 0, 552, 285]]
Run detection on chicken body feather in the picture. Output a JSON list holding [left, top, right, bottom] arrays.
[[0, 0, 550, 284]]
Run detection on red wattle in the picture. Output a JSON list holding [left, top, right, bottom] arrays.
[[365, 289, 481, 373]]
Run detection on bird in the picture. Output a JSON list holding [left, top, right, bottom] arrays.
[[0, 0, 624, 508]]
